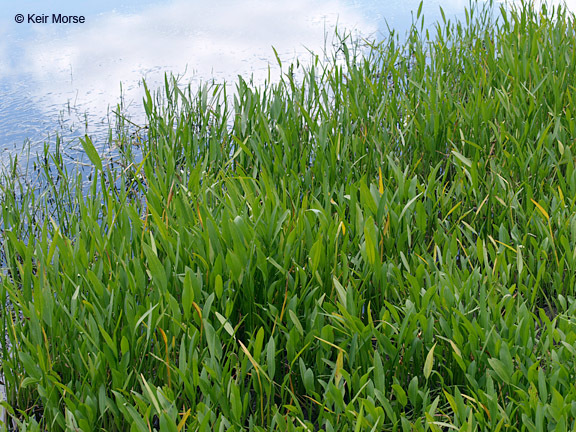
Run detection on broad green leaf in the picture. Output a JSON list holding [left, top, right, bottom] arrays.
[[142, 243, 167, 291], [303, 368, 314, 393], [253, 327, 265, 362], [80, 134, 103, 171], [364, 216, 377, 265], [398, 193, 423, 222], [451, 150, 472, 168], [488, 358, 510, 383], [288, 310, 304, 337], [267, 336, 276, 380], [121, 336, 129, 355], [333, 277, 348, 309], [182, 270, 194, 320], [309, 236, 323, 273], [204, 320, 222, 360], [408, 377, 419, 406], [226, 251, 243, 283], [392, 384, 407, 407], [517, 245, 524, 274], [214, 274, 223, 299], [374, 351, 384, 390], [215, 312, 235, 338]]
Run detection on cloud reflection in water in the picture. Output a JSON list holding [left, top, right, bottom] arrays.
[[1, 0, 374, 151], [2, 0, 575, 153]]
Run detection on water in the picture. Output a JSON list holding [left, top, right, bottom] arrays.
[[2, 0, 576, 162], [0, 0, 490, 162]]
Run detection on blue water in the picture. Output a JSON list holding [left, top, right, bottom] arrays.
[[0, 0, 571, 161]]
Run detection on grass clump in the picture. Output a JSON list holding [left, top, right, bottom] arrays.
[[3, 1, 576, 430]]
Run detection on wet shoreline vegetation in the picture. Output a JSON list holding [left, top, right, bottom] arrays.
[[2, 1, 576, 430]]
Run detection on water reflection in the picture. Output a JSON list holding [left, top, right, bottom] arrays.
[[0, 0, 574, 159], [1, 0, 378, 156]]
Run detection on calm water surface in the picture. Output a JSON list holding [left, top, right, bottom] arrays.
[[0, 0, 573, 162]]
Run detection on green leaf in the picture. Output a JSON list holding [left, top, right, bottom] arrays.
[[124, 403, 149, 431], [303, 368, 314, 393], [398, 193, 423, 222], [333, 277, 348, 309], [309, 236, 323, 273], [142, 243, 167, 291], [226, 251, 243, 283], [204, 320, 222, 360], [215, 312, 235, 338], [538, 368, 548, 402], [267, 336, 276, 380], [364, 216, 377, 265], [253, 327, 265, 362], [392, 384, 407, 407], [408, 376, 419, 406], [374, 351, 384, 390], [288, 310, 304, 337], [214, 274, 223, 299], [80, 134, 102, 171], [98, 325, 118, 360], [517, 245, 523, 274], [499, 344, 514, 379], [182, 269, 194, 320], [488, 358, 511, 383], [451, 150, 472, 168], [120, 336, 130, 355], [530, 198, 550, 222]]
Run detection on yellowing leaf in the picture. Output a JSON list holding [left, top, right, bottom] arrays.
[[449, 340, 461, 358], [177, 409, 191, 432], [314, 336, 346, 353], [444, 202, 461, 219], [424, 343, 436, 379], [338, 220, 346, 237], [378, 167, 384, 195], [383, 213, 390, 237], [238, 340, 270, 382], [335, 350, 344, 385], [531, 198, 550, 222]]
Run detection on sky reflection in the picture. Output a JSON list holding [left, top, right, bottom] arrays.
[[0, 0, 574, 157], [1, 0, 375, 154]]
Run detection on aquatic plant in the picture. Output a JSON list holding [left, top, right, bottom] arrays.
[[2, 1, 576, 430]]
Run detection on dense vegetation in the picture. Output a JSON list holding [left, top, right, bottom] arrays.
[[2, 1, 576, 430]]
